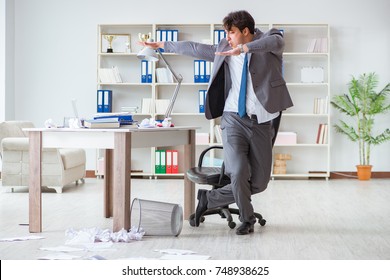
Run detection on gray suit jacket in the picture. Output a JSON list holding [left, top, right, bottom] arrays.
[[164, 28, 293, 120]]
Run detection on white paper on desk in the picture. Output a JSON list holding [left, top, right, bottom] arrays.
[[0, 235, 45, 242], [155, 249, 196, 255], [160, 254, 211, 260], [38, 253, 82, 260], [39, 246, 84, 253]]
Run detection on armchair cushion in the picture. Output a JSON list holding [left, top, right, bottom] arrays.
[[60, 148, 86, 169]]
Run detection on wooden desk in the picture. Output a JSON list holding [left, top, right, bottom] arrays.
[[24, 126, 197, 233]]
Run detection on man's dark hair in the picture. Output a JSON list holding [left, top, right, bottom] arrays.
[[223, 10, 255, 34]]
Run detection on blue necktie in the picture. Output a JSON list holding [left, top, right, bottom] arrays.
[[238, 53, 248, 118]]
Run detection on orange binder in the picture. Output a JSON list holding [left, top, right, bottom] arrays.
[[166, 150, 172, 174]]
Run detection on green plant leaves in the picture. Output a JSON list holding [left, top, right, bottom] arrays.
[[331, 72, 390, 165]]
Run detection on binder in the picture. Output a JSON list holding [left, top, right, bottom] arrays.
[[214, 30, 226, 45], [155, 150, 161, 174], [166, 150, 172, 173], [160, 30, 167, 52], [214, 30, 219, 45], [219, 30, 226, 41], [141, 60, 147, 83], [172, 30, 178, 42], [161, 30, 167, 41], [198, 90, 206, 113], [172, 150, 178, 173], [97, 90, 104, 113], [160, 150, 166, 174], [205, 61, 211, 82], [147, 61, 152, 83], [199, 60, 205, 82], [156, 30, 162, 42], [194, 60, 200, 83], [103, 90, 112, 112], [167, 30, 172, 41]]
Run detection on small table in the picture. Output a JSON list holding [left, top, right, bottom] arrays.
[[24, 126, 197, 233]]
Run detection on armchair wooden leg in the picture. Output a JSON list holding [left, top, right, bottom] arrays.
[[47, 186, 63, 193]]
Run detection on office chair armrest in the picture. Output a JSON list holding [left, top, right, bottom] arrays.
[[198, 145, 223, 167]]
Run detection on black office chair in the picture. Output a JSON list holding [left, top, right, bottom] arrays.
[[186, 113, 282, 229]]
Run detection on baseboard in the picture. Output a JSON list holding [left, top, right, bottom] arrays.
[[85, 170, 97, 178], [330, 171, 390, 179]]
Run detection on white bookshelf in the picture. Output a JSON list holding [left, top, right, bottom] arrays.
[[271, 24, 330, 179], [96, 23, 330, 179]]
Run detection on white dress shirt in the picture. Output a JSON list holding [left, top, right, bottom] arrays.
[[224, 53, 279, 123]]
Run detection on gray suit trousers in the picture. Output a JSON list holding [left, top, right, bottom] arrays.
[[207, 112, 273, 224]]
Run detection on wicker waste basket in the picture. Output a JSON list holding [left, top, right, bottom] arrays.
[[131, 198, 183, 236]]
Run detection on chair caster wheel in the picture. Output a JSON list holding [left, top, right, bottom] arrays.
[[200, 216, 205, 223], [189, 218, 196, 227], [228, 221, 236, 229], [259, 219, 266, 226]]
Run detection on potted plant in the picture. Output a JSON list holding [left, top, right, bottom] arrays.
[[331, 72, 390, 180]]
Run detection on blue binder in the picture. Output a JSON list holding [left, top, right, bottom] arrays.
[[194, 60, 200, 83], [199, 60, 205, 82], [141, 60, 147, 83], [97, 90, 104, 113], [103, 90, 112, 112], [205, 61, 211, 83], [147, 61, 152, 83], [198, 90, 206, 113]]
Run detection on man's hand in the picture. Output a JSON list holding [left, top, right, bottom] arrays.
[[215, 47, 241, 56], [138, 41, 164, 50]]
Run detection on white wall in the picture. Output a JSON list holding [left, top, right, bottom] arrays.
[[0, 0, 5, 121], [6, 0, 390, 171]]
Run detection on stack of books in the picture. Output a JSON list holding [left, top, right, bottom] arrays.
[[98, 66, 122, 83], [313, 96, 329, 114], [316, 123, 328, 144], [84, 112, 136, 128], [307, 38, 328, 53]]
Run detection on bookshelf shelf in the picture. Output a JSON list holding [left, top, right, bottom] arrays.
[[98, 82, 153, 86], [274, 144, 328, 147], [97, 23, 330, 179], [271, 173, 329, 179], [286, 82, 329, 86], [283, 113, 328, 117]]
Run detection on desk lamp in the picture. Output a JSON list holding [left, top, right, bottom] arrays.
[[137, 35, 183, 122]]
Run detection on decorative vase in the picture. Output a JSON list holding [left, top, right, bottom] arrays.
[[356, 165, 372, 180]]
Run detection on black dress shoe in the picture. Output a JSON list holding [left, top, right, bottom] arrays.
[[236, 222, 254, 235], [194, 189, 208, 227]]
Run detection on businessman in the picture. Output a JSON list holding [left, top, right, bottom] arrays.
[[142, 10, 293, 235]]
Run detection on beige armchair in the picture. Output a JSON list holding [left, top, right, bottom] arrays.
[[0, 121, 86, 193]]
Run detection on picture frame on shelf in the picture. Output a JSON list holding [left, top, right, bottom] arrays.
[[101, 34, 131, 53]]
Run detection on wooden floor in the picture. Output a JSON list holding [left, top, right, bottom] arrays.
[[1, 178, 389, 260]]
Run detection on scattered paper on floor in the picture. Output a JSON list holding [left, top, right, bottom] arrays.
[[0, 235, 45, 242], [39, 245, 84, 252], [38, 253, 82, 260], [65, 227, 144, 244], [155, 249, 196, 255], [160, 254, 211, 260]]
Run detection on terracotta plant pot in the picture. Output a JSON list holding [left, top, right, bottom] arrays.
[[356, 165, 372, 180]]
